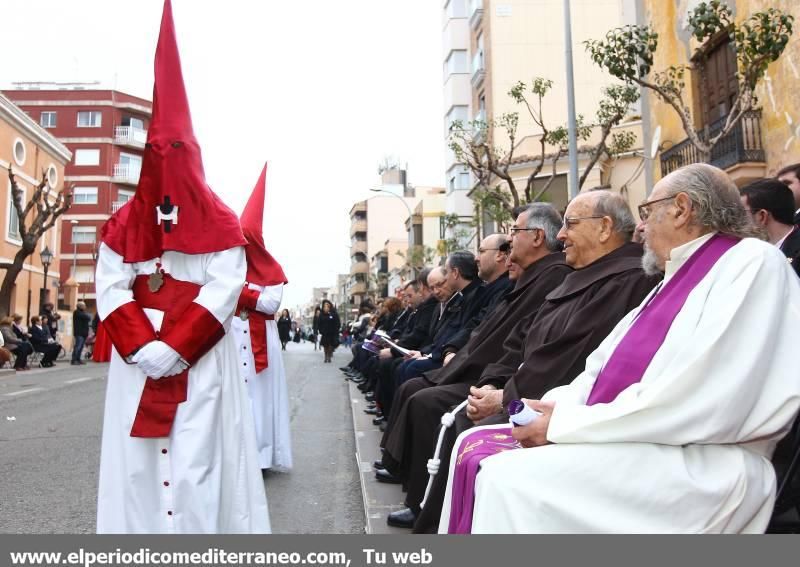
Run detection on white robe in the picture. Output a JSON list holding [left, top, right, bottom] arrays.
[[231, 284, 293, 470], [95, 243, 270, 534], [440, 234, 800, 533]]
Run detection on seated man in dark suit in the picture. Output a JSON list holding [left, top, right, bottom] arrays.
[[28, 315, 60, 367], [740, 179, 800, 277]]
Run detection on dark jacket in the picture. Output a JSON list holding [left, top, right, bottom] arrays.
[[40, 307, 59, 337], [780, 226, 800, 278], [396, 297, 438, 351], [422, 279, 483, 361], [277, 316, 292, 342], [388, 308, 411, 339], [29, 325, 53, 349], [72, 308, 91, 338], [312, 314, 320, 334], [318, 310, 341, 347], [478, 242, 660, 408], [426, 253, 572, 387], [442, 271, 514, 356]]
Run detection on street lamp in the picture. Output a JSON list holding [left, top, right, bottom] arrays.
[[369, 187, 417, 278], [39, 245, 53, 310], [369, 187, 414, 237]]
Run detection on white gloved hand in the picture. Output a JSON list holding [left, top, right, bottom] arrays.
[[132, 341, 182, 379], [163, 359, 189, 377]]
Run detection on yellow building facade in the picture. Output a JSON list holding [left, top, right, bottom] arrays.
[[641, 0, 800, 186], [0, 93, 70, 320]]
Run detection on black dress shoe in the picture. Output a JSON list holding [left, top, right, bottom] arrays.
[[339, 367, 350, 372], [372, 416, 385, 426], [387, 507, 417, 528], [365, 393, 375, 402], [373, 459, 384, 470], [364, 407, 380, 415], [375, 468, 401, 485]]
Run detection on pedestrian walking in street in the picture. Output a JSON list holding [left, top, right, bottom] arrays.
[[277, 309, 292, 350], [318, 299, 341, 363], [71, 301, 91, 365], [94, 0, 269, 534], [312, 306, 321, 350]]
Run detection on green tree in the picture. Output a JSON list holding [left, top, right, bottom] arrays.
[[585, 0, 793, 162], [449, 78, 637, 225]]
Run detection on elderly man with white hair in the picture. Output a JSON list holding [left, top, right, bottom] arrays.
[[440, 163, 800, 533]]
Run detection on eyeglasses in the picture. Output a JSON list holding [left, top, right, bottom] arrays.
[[562, 216, 606, 230], [508, 227, 542, 235], [637, 195, 675, 221]]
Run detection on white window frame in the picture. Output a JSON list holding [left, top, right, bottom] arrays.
[[74, 148, 100, 166], [73, 186, 98, 205], [46, 164, 58, 188], [71, 225, 97, 245], [116, 189, 135, 203], [76, 111, 102, 128], [40, 111, 57, 128], [71, 265, 95, 283], [13, 138, 26, 166], [444, 50, 468, 77]]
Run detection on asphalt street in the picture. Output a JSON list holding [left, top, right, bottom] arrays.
[[0, 341, 363, 533]]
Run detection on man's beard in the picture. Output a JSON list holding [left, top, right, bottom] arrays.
[[641, 246, 664, 277]]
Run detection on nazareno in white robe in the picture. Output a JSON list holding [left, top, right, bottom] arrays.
[[440, 234, 800, 533], [95, 243, 270, 534], [231, 283, 293, 470]]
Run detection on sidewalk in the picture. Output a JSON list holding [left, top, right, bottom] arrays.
[[346, 374, 409, 534]]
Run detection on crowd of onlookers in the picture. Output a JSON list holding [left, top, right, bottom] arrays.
[[331, 163, 800, 533], [0, 301, 97, 370]]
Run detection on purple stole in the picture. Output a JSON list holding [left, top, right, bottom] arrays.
[[445, 234, 739, 534]]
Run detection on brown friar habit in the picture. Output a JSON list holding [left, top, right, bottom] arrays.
[[380, 253, 572, 506], [412, 241, 661, 533]]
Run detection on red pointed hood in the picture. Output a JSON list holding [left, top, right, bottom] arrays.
[[101, 0, 245, 262], [241, 163, 288, 287]]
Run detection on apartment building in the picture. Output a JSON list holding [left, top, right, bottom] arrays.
[[442, 0, 648, 233], [4, 84, 152, 309]]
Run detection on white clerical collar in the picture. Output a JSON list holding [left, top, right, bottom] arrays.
[[663, 232, 717, 283]]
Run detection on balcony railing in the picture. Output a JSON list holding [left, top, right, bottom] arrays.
[[350, 219, 367, 237], [469, 0, 484, 29], [113, 163, 141, 185], [111, 200, 129, 213], [350, 261, 369, 275], [660, 110, 765, 176], [472, 109, 487, 143], [471, 52, 485, 88], [350, 282, 367, 295], [114, 126, 147, 148], [351, 240, 367, 255]]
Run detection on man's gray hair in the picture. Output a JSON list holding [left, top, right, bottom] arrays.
[[520, 202, 563, 252], [661, 163, 760, 238], [588, 191, 637, 242]]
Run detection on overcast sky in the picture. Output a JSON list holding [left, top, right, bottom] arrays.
[[1, 0, 445, 310]]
